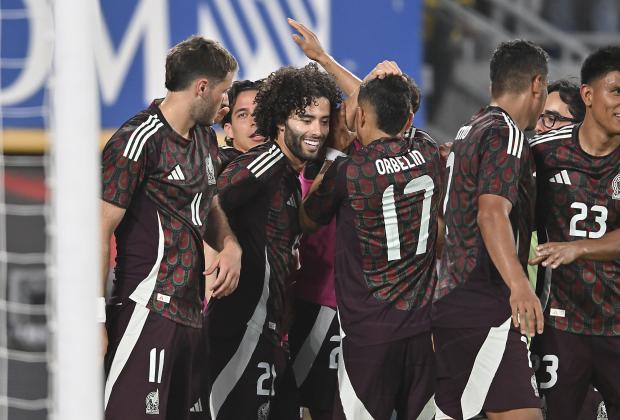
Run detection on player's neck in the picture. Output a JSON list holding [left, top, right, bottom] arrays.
[[579, 116, 620, 156], [159, 93, 194, 140], [490, 95, 531, 132], [359, 128, 392, 146], [275, 137, 305, 173]]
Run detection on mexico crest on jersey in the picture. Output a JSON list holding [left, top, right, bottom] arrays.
[[206, 155, 216, 185], [612, 173, 620, 200]]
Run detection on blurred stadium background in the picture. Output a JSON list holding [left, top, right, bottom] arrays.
[[0, 0, 617, 419]]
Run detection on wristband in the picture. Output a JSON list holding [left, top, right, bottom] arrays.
[[96, 297, 106, 323], [326, 147, 346, 161]]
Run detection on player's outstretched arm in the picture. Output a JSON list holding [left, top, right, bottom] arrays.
[[288, 18, 361, 97], [529, 228, 620, 268], [204, 196, 242, 299], [478, 194, 544, 337]]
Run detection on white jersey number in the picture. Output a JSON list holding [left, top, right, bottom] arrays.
[[381, 175, 435, 261], [569, 202, 607, 238], [256, 362, 276, 396], [328, 335, 341, 370]]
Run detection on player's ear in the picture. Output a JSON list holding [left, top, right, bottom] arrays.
[[195, 78, 209, 96], [403, 111, 414, 132], [581, 83, 593, 108], [223, 122, 234, 139], [531, 74, 545, 97]]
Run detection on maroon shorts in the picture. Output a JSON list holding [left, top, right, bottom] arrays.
[[289, 300, 339, 412], [104, 300, 201, 420], [531, 326, 619, 420], [333, 331, 435, 420], [433, 318, 541, 420], [202, 325, 295, 420]]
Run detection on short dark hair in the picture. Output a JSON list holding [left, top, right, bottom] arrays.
[[581, 46, 620, 85], [165, 36, 237, 91], [358, 74, 416, 136], [490, 40, 549, 97], [253, 63, 342, 139], [220, 79, 263, 126], [548, 79, 585, 122]]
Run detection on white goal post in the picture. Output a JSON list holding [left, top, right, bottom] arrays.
[[50, 0, 102, 418]]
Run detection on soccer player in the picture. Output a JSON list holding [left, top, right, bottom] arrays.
[[218, 79, 266, 167], [534, 79, 585, 135], [100, 36, 242, 420], [300, 65, 443, 419], [203, 79, 266, 302], [432, 40, 548, 420], [528, 46, 620, 420], [203, 63, 342, 420]]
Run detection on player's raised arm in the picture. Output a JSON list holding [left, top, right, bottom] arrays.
[[288, 18, 360, 96]]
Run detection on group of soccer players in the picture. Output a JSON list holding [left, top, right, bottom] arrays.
[[99, 15, 620, 420]]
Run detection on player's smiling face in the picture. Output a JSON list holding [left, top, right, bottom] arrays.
[[282, 97, 331, 162], [585, 70, 620, 136]]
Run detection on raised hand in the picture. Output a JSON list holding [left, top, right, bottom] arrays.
[[288, 18, 327, 62]]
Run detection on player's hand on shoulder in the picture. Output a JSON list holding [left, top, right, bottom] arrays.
[[288, 18, 327, 62], [508, 279, 544, 337], [205, 237, 242, 299], [528, 241, 583, 269]]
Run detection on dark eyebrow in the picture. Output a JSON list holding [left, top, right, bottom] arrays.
[[234, 107, 250, 114]]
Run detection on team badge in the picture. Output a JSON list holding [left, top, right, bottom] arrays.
[[612, 173, 620, 200], [257, 401, 271, 420], [206, 155, 216, 185], [146, 389, 160, 415]]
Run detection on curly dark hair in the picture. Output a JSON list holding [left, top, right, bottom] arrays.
[[253, 63, 342, 139]]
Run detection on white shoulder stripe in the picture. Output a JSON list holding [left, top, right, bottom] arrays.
[[246, 145, 278, 171], [502, 113, 524, 158], [123, 114, 155, 157], [122, 114, 163, 161], [529, 130, 573, 147], [131, 122, 163, 161], [253, 153, 284, 178], [528, 124, 573, 143]]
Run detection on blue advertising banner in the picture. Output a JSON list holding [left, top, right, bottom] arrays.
[[2, 0, 422, 130]]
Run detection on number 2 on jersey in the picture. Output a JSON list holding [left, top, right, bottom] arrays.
[[381, 175, 435, 261]]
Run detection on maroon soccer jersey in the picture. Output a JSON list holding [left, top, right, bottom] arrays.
[[529, 124, 620, 336], [216, 145, 242, 175], [205, 141, 302, 338], [102, 100, 220, 328], [304, 129, 443, 346], [433, 106, 536, 328]]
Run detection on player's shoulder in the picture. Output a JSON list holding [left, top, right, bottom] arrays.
[[528, 124, 576, 148], [229, 141, 286, 178], [218, 145, 243, 162], [103, 105, 165, 159]]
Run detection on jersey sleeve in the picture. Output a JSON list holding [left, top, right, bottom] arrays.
[[216, 146, 283, 211], [303, 157, 347, 226], [477, 124, 525, 206], [101, 130, 149, 209]]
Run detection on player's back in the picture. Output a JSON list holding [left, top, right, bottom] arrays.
[[433, 106, 535, 329], [335, 130, 442, 345]]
